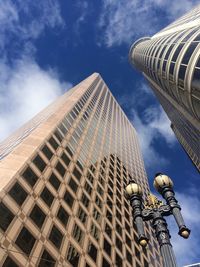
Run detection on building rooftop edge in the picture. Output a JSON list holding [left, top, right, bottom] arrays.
[[128, 37, 151, 68]]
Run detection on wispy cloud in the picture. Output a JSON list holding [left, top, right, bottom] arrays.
[[0, 0, 64, 57], [0, 1, 71, 142], [130, 106, 175, 169], [0, 57, 72, 142], [98, 0, 199, 47], [167, 189, 200, 266]]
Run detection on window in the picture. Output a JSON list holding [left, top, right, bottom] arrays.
[[93, 208, 101, 223], [126, 234, 132, 249], [115, 253, 122, 267], [9, 182, 27, 206], [61, 152, 70, 166], [90, 223, 99, 241], [0, 202, 14, 231], [84, 182, 92, 195], [30, 205, 46, 228], [15, 227, 36, 255], [126, 249, 132, 265], [81, 193, 89, 208], [105, 223, 112, 239], [116, 222, 122, 235], [68, 178, 78, 193], [66, 244, 80, 267], [42, 145, 53, 160], [104, 238, 111, 256], [73, 167, 82, 181], [38, 250, 56, 267], [33, 155, 46, 172], [48, 137, 59, 151], [106, 209, 112, 223], [57, 206, 69, 226], [77, 207, 87, 224], [88, 242, 97, 262], [22, 166, 38, 187], [40, 187, 54, 207], [135, 246, 141, 261], [95, 195, 102, 209], [116, 236, 122, 251], [55, 161, 66, 178], [3, 257, 19, 267], [49, 172, 61, 190], [64, 190, 74, 208], [102, 258, 110, 267], [72, 223, 83, 244], [49, 225, 63, 249]]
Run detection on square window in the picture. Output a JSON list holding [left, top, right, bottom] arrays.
[[38, 250, 56, 266], [81, 193, 89, 208], [106, 209, 112, 223], [33, 155, 46, 172], [40, 187, 54, 207], [15, 227, 36, 255], [49, 137, 59, 151], [42, 145, 53, 160], [90, 223, 99, 241], [73, 167, 82, 181], [9, 182, 27, 206], [49, 172, 61, 190], [88, 242, 97, 262], [30, 205, 46, 228], [22, 166, 38, 187], [3, 257, 19, 267], [115, 253, 122, 267], [68, 178, 78, 193], [126, 249, 132, 265], [66, 244, 80, 267], [84, 181, 92, 195], [57, 206, 69, 226], [105, 223, 112, 239], [77, 207, 87, 224], [49, 225, 63, 249], [0, 202, 14, 231], [64, 190, 74, 208], [93, 208, 101, 223], [116, 236, 122, 251], [104, 238, 111, 256], [102, 257, 110, 267], [61, 152, 70, 166], [55, 161, 66, 177], [72, 223, 83, 244]]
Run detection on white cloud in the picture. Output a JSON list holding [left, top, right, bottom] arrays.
[[99, 0, 199, 47], [167, 190, 200, 266], [130, 106, 176, 169], [0, 0, 64, 56], [0, 57, 72, 142]]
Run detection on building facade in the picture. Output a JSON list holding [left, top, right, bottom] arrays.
[[0, 73, 162, 267], [129, 5, 200, 171]]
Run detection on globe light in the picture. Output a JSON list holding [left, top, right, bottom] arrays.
[[153, 173, 174, 193], [125, 182, 142, 197]]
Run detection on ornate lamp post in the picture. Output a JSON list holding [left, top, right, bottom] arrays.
[[125, 173, 190, 267]]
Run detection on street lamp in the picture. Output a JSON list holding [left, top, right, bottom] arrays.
[[125, 173, 190, 267]]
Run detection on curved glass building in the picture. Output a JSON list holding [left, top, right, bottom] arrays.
[[129, 5, 200, 171]]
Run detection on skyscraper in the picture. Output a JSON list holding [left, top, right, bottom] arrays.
[[0, 73, 162, 267], [129, 5, 200, 171]]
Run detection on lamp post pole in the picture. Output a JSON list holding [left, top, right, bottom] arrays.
[[125, 173, 190, 267]]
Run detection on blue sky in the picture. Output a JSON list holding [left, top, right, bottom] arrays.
[[0, 0, 199, 266]]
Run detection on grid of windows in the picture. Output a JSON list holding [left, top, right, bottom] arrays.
[[0, 74, 160, 267], [130, 6, 200, 172]]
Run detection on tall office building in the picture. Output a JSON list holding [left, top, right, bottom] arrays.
[[0, 73, 162, 267], [129, 5, 200, 171]]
